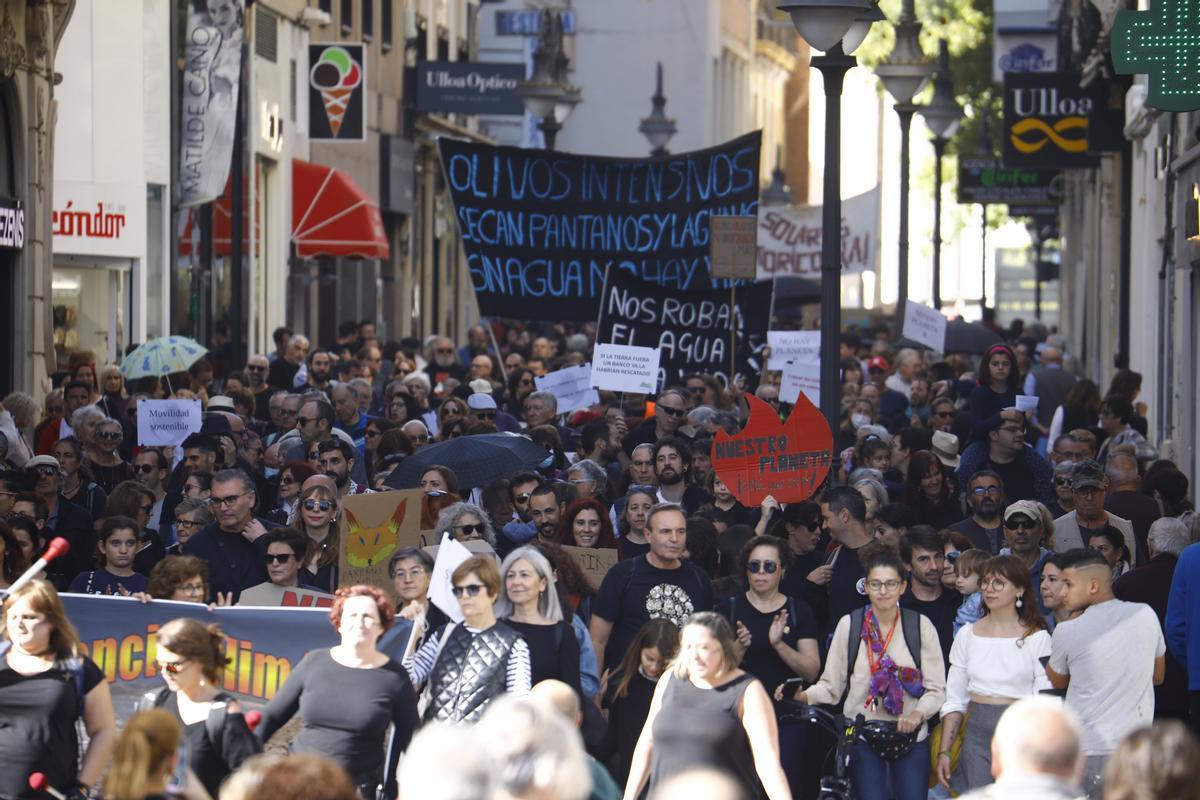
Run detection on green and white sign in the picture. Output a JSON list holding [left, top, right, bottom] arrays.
[[1112, 0, 1200, 112]]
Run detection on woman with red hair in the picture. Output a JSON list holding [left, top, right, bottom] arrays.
[[256, 585, 418, 799], [556, 497, 618, 550]]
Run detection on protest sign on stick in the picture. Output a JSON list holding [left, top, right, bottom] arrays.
[[340, 490, 423, 592]]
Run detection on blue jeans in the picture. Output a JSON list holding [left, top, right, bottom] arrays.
[[848, 736, 930, 800]]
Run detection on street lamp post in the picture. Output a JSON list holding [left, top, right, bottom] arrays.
[[777, 0, 873, 433], [761, 146, 794, 206], [921, 40, 963, 311], [638, 62, 677, 157], [874, 0, 932, 333], [515, 11, 581, 151]]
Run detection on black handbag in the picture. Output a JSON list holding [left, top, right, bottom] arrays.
[[860, 720, 918, 761]]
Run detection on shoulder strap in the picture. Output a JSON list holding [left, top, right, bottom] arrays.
[[206, 692, 234, 749], [137, 687, 171, 714], [65, 657, 86, 718], [838, 607, 866, 709], [900, 608, 922, 671], [554, 620, 564, 649]]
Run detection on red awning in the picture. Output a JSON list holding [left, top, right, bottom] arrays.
[[178, 174, 260, 258], [292, 159, 389, 260]]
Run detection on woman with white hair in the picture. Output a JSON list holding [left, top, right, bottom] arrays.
[[495, 546, 582, 695], [434, 501, 497, 548], [0, 392, 36, 467]]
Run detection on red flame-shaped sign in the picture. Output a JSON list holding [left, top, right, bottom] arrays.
[[711, 392, 834, 507]]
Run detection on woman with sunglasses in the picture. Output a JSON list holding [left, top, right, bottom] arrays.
[[293, 482, 340, 592], [52, 435, 108, 521], [432, 501, 496, 548], [139, 617, 261, 798], [505, 368, 537, 417], [786, 546, 945, 800], [259, 585, 418, 799], [435, 397, 469, 442], [83, 416, 133, 495], [0, 580, 116, 800], [104, 480, 168, 574], [270, 460, 316, 524], [404, 554, 531, 724], [935, 556, 1050, 794], [722, 536, 820, 795], [362, 418, 396, 483]]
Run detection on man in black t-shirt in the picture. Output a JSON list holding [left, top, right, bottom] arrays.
[[899, 526, 961, 669], [590, 503, 713, 672], [819, 486, 873, 639]]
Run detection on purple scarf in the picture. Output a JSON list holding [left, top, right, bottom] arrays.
[[862, 607, 924, 715]]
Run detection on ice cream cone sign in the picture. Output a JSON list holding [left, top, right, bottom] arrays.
[[310, 45, 363, 139]]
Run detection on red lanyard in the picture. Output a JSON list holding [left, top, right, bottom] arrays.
[[867, 612, 898, 674]]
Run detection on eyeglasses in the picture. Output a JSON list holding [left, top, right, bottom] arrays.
[[177, 581, 205, 596], [133, 464, 158, 474], [297, 417, 312, 428], [455, 523, 486, 536], [474, 411, 496, 420], [210, 493, 247, 508], [980, 578, 1010, 592], [279, 475, 296, 486], [1004, 517, 1038, 530], [96, 430, 123, 441], [747, 560, 779, 574], [247, 365, 267, 372], [658, 405, 685, 418], [971, 486, 1003, 496], [945, 551, 961, 564], [33, 465, 59, 477], [303, 499, 333, 512], [436, 348, 454, 355], [365, 429, 381, 438], [1054, 477, 1072, 486], [866, 579, 902, 592], [158, 659, 190, 674], [451, 583, 486, 598], [264, 553, 296, 564], [391, 567, 427, 580], [175, 519, 204, 531]]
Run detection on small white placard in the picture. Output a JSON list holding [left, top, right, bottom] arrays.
[[426, 532, 474, 623], [535, 364, 600, 415], [780, 361, 821, 406], [767, 330, 821, 371], [1015, 395, 1039, 412], [136, 399, 201, 446], [591, 343, 661, 394], [902, 300, 948, 352], [421, 410, 440, 438]]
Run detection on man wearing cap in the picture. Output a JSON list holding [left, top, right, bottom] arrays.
[[998, 499, 1055, 616], [957, 409, 1055, 506], [468, 393, 520, 433], [24, 454, 95, 581], [948, 470, 1006, 554], [1053, 460, 1137, 564]]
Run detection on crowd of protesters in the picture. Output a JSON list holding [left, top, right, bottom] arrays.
[[0, 316, 1197, 800]]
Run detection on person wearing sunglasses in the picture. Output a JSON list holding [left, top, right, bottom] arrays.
[[404, 554, 531, 724], [1049, 460, 1076, 518], [722, 535, 819, 795], [996, 500, 1056, 616], [620, 389, 690, 456], [82, 417, 133, 495], [24, 454, 96, 582], [433, 501, 496, 548], [132, 448, 169, 529], [52, 435, 108, 523], [103, 480, 167, 575], [292, 480, 341, 592], [180, 469, 279, 603], [137, 617, 261, 798]]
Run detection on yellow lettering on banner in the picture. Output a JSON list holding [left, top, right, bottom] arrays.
[[253, 653, 290, 697], [118, 635, 144, 681]]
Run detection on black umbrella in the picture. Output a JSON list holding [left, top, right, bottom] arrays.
[[382, 432, 549, 492], [898, 319, 1003, 355]]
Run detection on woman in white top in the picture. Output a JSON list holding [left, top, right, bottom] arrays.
[[936, 555, 1052, 793]]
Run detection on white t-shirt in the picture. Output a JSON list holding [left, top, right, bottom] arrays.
[[1048, 598, 1165, 755], [942, 624, 1053, 716]]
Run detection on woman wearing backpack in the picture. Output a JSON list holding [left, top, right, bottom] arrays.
[[786, 546, 946, 800], [143, 617, 260, 798], [0, 580, 116, 800]]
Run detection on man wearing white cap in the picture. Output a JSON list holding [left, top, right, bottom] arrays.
[[467, 392, 521, 433]]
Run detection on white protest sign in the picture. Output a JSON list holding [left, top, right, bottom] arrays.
[[780, 361, 821, 406], [426, 532, 474, 622], [136, 399, 201, 446], [535, 364, 600, 415], [756, 188, 880, 277], [1015, 395, 1039, 412], [421, 410, 440, 438], [767, 330, 821, 371], [902, 301, 948, 352], [591, 343, 661, 394]]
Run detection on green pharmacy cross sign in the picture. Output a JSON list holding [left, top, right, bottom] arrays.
[[1112, 0, 1200, 112]]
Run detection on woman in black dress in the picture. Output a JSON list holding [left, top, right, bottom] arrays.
[[494, 546, 581, 693], [624, 612, 792, 800], [140, 618, 260, 798], [257, 585, 418, 799], [0, 580, 116, 799]]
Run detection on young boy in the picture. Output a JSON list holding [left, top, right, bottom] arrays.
[[953, 548, 990, 637], [68, 515, 150, 595]]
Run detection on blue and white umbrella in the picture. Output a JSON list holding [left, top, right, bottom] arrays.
[[119, 336, 209, 380]]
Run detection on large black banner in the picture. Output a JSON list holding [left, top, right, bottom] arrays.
[[596, 268, 771, 389], [438, 132, 762, 320]]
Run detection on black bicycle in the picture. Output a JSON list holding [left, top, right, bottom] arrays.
[[776, 679, 908, 800]]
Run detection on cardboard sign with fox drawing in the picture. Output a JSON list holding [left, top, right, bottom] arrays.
[[339, 489, 424, 592]]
